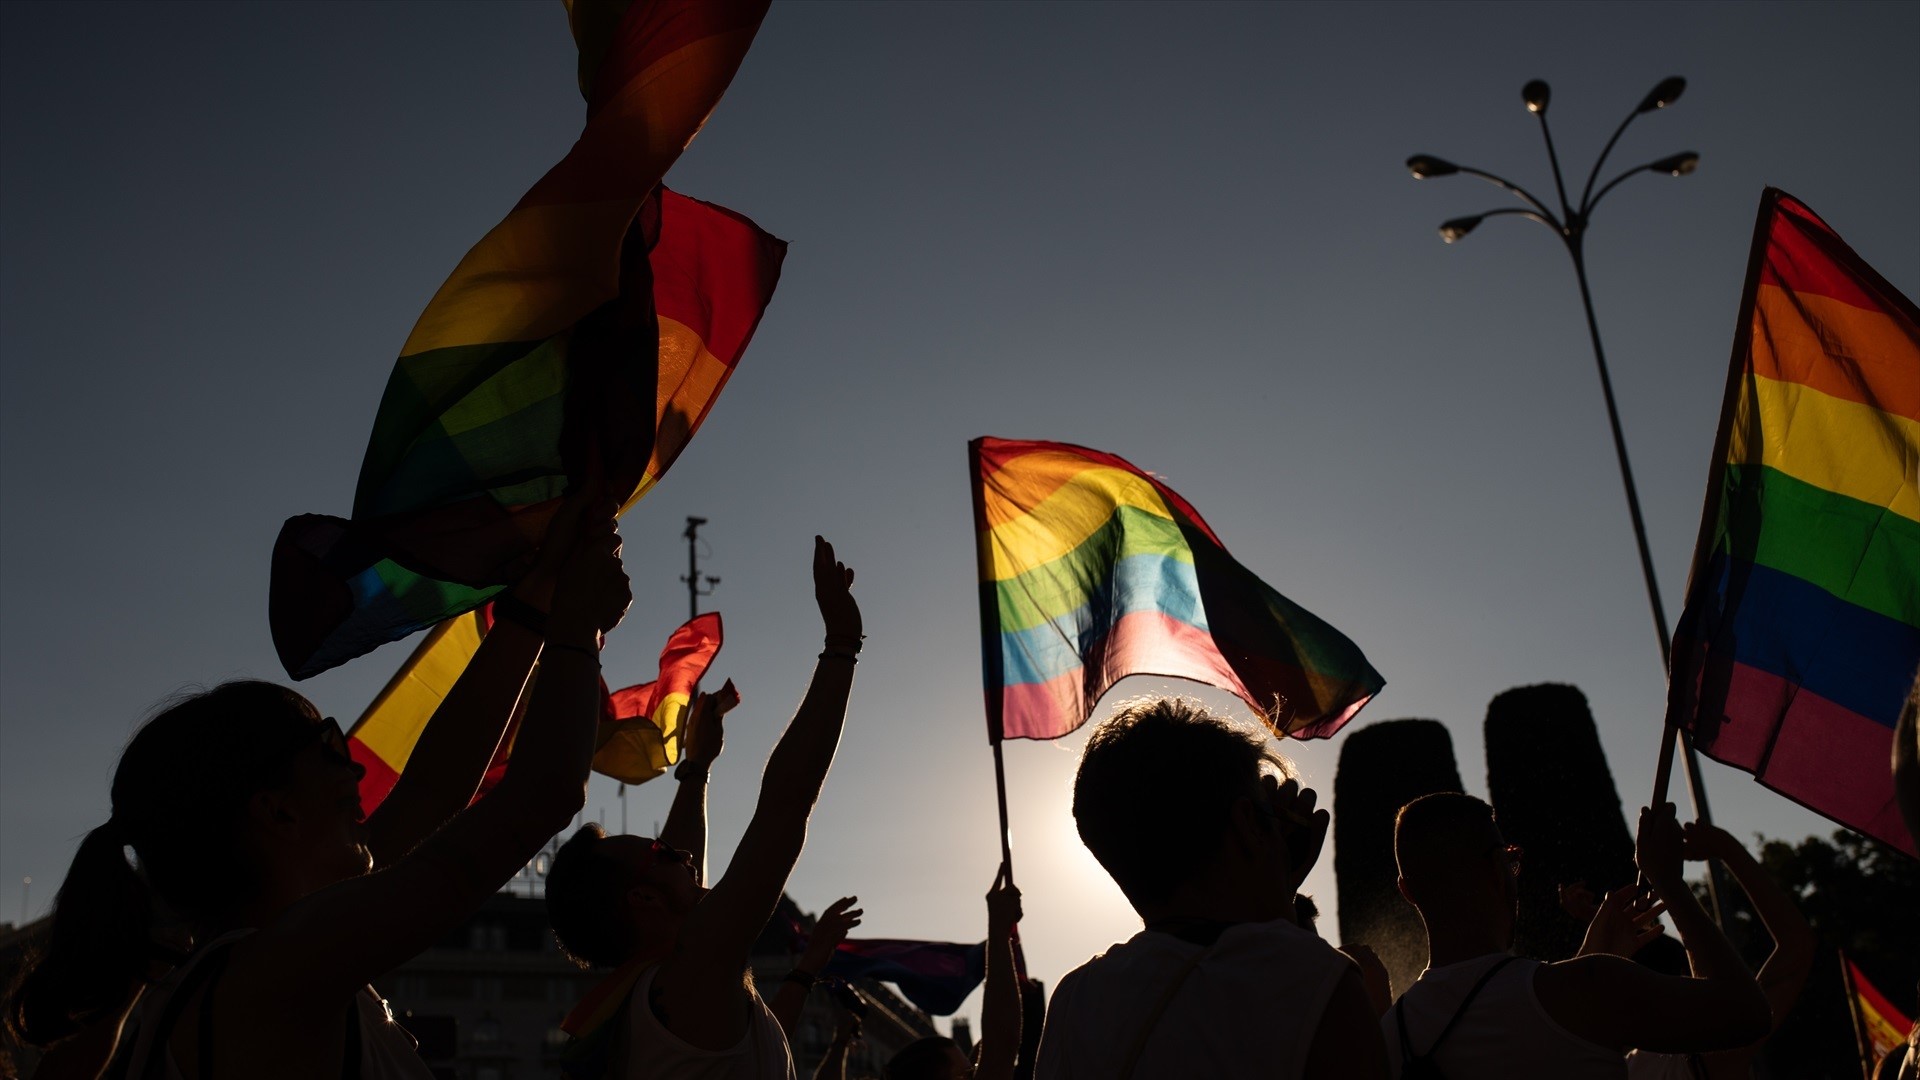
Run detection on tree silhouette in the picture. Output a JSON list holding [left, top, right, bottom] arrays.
[[1483, 684, 1637, 962], [1334, 718, 1464, 994]]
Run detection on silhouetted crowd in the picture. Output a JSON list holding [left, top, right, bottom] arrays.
[[7, 502, 1919, 1079]]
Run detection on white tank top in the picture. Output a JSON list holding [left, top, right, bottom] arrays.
[[1034, 917, 1353, 1079], [613, 963, 794, 1080], [1386, 953, 1626, 1079], [117, 930, 435, 1080]]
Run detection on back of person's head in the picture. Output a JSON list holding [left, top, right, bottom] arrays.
[[1394, 792, 1506, 911], [1072, 696, 1288, 912], [886, 1036, 968, 1080], [546, 825, 636, 969], [5, 680, 323, 1048]]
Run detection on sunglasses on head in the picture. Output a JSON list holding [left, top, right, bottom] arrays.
[[299, 717, 355, 769]]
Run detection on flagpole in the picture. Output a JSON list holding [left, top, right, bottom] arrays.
[[1840, 950, 1876, 1080], [992, 738, 1016, 887]]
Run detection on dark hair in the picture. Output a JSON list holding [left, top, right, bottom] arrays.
[[5, 680, 320, 1048], [1072, 697, 1288, 909], [886, 1036, 962, 1080], [545, 825, 637, 969], [1394, 791, 1497, 903]]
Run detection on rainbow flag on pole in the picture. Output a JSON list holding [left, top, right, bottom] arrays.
[[1666, 190, 1920, 856], [270, 0, 778, 679], [347, 611, 724, 811], [971, 437, 1382, 742]]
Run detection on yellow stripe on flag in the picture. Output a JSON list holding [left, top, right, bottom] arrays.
[[1729, 373, 1920, 523]]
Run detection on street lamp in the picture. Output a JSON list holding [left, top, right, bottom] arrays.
[[1408, 78, 1725, 907]]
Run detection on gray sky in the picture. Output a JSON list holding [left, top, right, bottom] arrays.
[[3, 0, 1916, 1031]]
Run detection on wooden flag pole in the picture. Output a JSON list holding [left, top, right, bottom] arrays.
[[1840, 950, 1876, 1080], [992, 738, 1017, 888]]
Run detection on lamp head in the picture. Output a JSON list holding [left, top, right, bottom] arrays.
[[1439, 216, 1482, 244], [1637, 76, 1687, 113], [1650, 151, 1700, 177], [1407, 155, 1459, 180], [1522, 80, 1551, 115]]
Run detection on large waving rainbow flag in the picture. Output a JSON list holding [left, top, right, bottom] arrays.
[[347, 611, 725, 811], [1667, 189, 1919, 856], [971, 437, 1383, 742], [270, 0, 779, 679]]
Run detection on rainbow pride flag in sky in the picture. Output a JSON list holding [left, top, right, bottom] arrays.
[[271, 0, 779, 679], [971, 437, 1383, 742], [1667, 189, 1919, 856], [347, 610, 724, 811]]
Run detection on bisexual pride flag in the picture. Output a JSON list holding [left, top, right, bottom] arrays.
[[1667, 189, 1919, 856], [971, 437, 1382, 742]]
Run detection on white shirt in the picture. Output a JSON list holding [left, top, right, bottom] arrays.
[[615, 963, 794, 1080], [1036, 917, 1351, 1079], [1386, 953, 1625, 1079]]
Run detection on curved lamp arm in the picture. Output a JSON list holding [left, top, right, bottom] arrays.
[[1457, 166, 1563, 229], [1578, 108, 1641, 213]]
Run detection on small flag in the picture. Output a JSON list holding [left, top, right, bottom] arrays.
[[346, 612, 724, 812], [1666, 189, 1919, 856], [825, 939, 987, 1017], [971, 437, 1382, 742], [1847, 956, 1914, 1062], [270, 0, 780, 679]]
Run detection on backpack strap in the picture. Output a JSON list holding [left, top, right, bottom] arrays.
[[1418, 956, 1519, 1063], [1117, 945, 1212, 1079]]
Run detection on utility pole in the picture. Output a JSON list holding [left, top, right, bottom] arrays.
[[682, 516, 720, 620]]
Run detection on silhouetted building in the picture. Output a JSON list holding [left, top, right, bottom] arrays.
[[1333, 718, 1465, 994]]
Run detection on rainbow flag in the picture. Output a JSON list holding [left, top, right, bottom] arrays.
[[1847, 956, 1914, 1063], [971, 437, 1383, 742], [270, 0, 780, 680], [1666, 189, 1919, 856], [346, 611, 725, 811]]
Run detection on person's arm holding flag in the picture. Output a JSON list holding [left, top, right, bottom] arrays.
[[657, 683, 739, 883], [975, 865, 1023, 1080]]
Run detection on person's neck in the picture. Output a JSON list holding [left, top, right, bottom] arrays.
[[1139, 885, 1292, 929], [1421, 911, 1509, 969]]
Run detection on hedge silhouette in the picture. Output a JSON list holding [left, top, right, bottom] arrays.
[[1334, 718, 1464, 994]]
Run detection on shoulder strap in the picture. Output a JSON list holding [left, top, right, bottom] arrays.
[[131, 939, 238, 1080], [1422, 956, 1518, 1059], [1118, 946, 1211, 1080]]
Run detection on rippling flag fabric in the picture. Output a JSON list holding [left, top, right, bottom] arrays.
[[824, 939, 987, 1017], [1667, 189, 1920, 856], [270, 0, 779, 680], [346, 611, 724, 812], [1847, 956, 1914, 1062], [971, 437, 1383, 742]]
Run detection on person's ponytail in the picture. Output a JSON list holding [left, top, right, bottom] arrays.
[[4, 820, 154, 1047]]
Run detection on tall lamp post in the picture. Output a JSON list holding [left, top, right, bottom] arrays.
[[1407, 78, 1725, 908]]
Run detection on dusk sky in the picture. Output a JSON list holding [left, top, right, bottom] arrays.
[[3, 1, 1916, 1031]]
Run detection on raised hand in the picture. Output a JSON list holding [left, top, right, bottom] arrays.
[[987, 863, 1023, 935], [548, 501, 630, 644], [1679, 821, 1737, 863], [812, 536, 861, 642], [1635, 802, 1687, 888], [1265, 774, 1330, 891], [800, 896, 864, 973], [682, 680, 740, 768], [1574, 883, 1667, 959]]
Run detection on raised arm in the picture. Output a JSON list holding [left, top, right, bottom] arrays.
[[976, 866, 1024, 1080], [1683, 822, 1813, 1029], [655, 536, 860, 1046], [1536, 803, 1771, 1054], [656, 681, 739, 883], [770, 896, 862, 1039], [245, 497, 631, 1004]]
